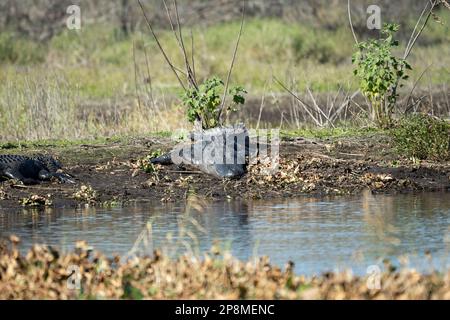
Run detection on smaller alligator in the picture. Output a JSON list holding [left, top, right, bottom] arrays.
[[0, 154, 75, 185]]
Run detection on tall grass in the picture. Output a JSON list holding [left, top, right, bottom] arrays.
[[0, 71, 187, 140], [0, 72, 80, 140], [0, 16, 449, 140], [3, 17, 448, 95]]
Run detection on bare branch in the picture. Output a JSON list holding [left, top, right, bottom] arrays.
[[347, 0, 358, 45], [173, 0, 197, 89], [405, 95, 428, 113], [405, 1, 430, 56], [143, 43, 155, 106], [330, 90, 360, 123], [404, 63, 433, 113], [162, 0, 181, 45], [404, 0, 438, 59], [218, 0, 246, 125], [190, 29, 197, 83], [133, 40, 142, 111], [137, 0, 186, 91], [274, 77, 321, 127], [307, 87, 336, 128]]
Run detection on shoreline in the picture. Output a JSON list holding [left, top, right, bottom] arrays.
[[0, 133, 449, 209]]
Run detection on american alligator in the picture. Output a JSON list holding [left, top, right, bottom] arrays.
[[151, 124, 258, 179], [0, 154, 75, 185]]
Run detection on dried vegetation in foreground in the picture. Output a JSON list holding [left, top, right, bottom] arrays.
[[0, 237, 449, 300]]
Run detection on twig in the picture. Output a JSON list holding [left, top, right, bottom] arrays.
[[173, 0, 197, 89], [405, 95, 428, 113], [330, 90, 360, 123], [444, 84, 450, 114], [143, 43, 155, 107], [279, 111, 285, 130], [405, 1, 430, 56], [307, 87, 336, 128], [404, 63, 433, 112], [274, 77, 321, 127], [347, 0, 359, 45], [218, 0, 246, 125], [132, 40, 142, 111], [256, 83, 268, 130], [162, 0, 180, 45], [404, 0, 438, 59], [162, 0, 192, 81], [427, 72, 434, 115], [11, 184, 29, 189], [190, 30, 197, 83], [137, 0, 186, 91], [328, 86, 342, 119]]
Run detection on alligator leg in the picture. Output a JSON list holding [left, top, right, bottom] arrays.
[[53, 172, 76, 184], [38, 169, 52, 181], [38, 170, 75, 184], [3, 168, 39, 185]]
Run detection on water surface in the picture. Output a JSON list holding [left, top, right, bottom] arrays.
[[1, 191, 449, 275]]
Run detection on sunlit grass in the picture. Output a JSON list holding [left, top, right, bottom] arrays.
[[3, 17, 448, 96], [282, 126, 383, 139], [0, 16, 448, 140]]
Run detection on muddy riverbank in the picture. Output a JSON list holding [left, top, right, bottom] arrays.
[[0, 133, 449, 209]]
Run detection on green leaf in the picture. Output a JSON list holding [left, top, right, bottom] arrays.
[[233, 95, 245, 105]]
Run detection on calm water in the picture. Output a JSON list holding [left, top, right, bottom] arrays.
[[1, 191, 449, 275]]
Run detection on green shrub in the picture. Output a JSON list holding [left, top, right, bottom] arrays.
[[392, 114, 450, 160], [352, 23, 411, 128], [182, 77, 246, 129]]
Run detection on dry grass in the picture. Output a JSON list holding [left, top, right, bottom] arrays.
[[0, 13, 448, 140], [0, 72, 187, 141], [0, 237, 449, 300]]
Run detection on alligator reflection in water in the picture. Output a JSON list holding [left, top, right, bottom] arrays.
[[0, 192, 449, 275]]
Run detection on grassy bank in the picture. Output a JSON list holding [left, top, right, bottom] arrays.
[[0, 126, 381, 151], [0, 16, 449, 140], [0, 237, 449, 300]]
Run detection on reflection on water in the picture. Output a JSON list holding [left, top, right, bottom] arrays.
[[0, 192, 449, 275]]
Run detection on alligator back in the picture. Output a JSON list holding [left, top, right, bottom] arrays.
[[0, 155, 30, 171], [0, 154, 67, 184], [0, 154, 61, 172], [154, 124, 252, 179]]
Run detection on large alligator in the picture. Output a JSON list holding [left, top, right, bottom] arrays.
[[150, 124, 259, 179], [0, 154, 75, 185]]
